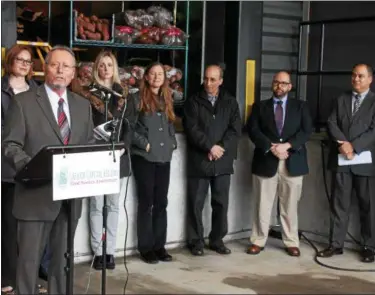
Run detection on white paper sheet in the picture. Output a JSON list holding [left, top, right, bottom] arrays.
[[338, 151, 372, 166]]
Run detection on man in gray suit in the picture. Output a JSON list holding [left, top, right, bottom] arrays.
[[318, 63, 374, 263], [2, 45, 95, 294]]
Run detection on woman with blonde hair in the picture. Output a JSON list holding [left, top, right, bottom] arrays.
[[128, 62, 177, 264], [72, 50, 131, 270]]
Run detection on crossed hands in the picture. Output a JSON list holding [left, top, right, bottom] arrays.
[[271, 143, 291, 160], [337, 140, 354, 160], [208, 145, 225, 161]]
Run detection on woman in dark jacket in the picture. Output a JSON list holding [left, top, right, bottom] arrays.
[[128, 62, 177, 264], [71, 50, 131, 270], [1, 44, 41, 294]]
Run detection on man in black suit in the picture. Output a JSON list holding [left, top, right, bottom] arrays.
[[318, 63, 375, 263], [2, 45, 95, 294], [246, 71, 313, 257], [183, 64, 241, 256]]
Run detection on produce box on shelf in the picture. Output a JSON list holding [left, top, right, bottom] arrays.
[[74, 10, 115, 44]]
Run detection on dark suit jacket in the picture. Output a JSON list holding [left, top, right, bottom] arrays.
[[327, 90, 375, 176], [247, 97, 313, 177], [2, 84, 95, 221]]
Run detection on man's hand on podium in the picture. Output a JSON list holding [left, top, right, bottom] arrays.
[[120, 148, 125, 156]]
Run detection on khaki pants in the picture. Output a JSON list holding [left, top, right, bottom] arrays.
[[251, 160, 303, 248]]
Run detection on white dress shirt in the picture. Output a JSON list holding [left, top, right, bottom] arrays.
[[44, 84, 71, 126]]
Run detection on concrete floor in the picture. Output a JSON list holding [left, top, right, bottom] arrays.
[[73, 238, 375, 294]]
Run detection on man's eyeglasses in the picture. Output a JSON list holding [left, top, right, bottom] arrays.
[[272, 80, 291, 87], [47, 62, 75, 72], [15, 57, 33, 66]]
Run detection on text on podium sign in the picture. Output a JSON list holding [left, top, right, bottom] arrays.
[[52, 150, 121, 201]]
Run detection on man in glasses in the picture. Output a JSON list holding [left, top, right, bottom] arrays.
[[2, 45, 95, 294], [246, 71, 313, 257]]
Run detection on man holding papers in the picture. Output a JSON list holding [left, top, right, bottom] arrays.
[[319, 63, 375, 263]]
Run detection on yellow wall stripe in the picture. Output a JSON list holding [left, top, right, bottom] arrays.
[[245, 59, 256, 122]]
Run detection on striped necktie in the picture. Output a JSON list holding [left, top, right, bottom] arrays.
[[58, 98, 70, 145], [353, 94, 361, 116]]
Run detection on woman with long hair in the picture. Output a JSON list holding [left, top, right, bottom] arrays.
[[129, 62, 177, 264], [72, 50, 131, 270]]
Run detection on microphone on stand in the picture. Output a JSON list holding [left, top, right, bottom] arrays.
[[88, 82, 123, 99]]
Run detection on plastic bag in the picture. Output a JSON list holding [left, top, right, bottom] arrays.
[[147, 6, 173, 29], [77, 62, 94, 86], [124, 9, 154, 30], [114, 26, 140, 44], [160, 27, 188, 46]]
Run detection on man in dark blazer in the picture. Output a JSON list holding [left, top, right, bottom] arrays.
[[318, 63, 375, 263], [246, 71, 313, 257], [183, 64, 241, 256], [2, 45, 95, 294]]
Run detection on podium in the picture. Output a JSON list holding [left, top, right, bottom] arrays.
[[15, 143, 125, 295]]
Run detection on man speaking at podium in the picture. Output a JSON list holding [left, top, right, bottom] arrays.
[[2, 45, 95, 294]]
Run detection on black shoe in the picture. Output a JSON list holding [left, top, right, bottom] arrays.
[[140, 251, 159, 264], [155, 248, 173, 262], [106, 254, 116, 269], [317, 246, 343, 258], [38, 265, 48, 282], [189, 245, 204, 256], [360, 247, 375, 263], [93, 255, 103, 270], [208, 244, 231, 255]]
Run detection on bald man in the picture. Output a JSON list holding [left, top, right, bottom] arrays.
[[318, 64, 375, 263], [183, 64, 241, 256], [246, 71, 313, 257]]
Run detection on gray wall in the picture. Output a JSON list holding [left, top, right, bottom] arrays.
[[236, 1, 263, 121], [73, 134, 371, 263]]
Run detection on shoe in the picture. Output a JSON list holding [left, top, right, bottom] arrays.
[[155, 248, 173, 262], [208, 244, 231, 255], [38, 265, 48, 281], [93, 255, 103, 270], [246, 244, 264, 255], [106, 254, 116, 269], [140, 251, 159, 264], [189, 245, 204, 256], [286, 247, 301, 257], [317, 246, 343, 258], [360, 247, 375, 263]]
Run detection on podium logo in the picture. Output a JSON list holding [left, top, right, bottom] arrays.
[[57, 167, 69, 188]]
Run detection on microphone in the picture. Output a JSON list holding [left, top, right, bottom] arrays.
[[88, 82, 123, 98]]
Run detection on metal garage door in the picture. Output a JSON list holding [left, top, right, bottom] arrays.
[[260, 1, 303, 101]]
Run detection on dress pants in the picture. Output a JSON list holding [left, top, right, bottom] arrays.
[[330, 172, 373, 248], [251, 160, 303, 248], [131, 155, 171, 253], [16, 202, 78, 295], [1, 182, 17, 288], [187, 174, 231, 248], [89, 178, 124, 255]]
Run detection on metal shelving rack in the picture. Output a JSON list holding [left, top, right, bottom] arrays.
[[68, 0, 190, 103]]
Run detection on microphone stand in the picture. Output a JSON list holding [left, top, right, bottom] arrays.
[[101, 92, 111, 295]]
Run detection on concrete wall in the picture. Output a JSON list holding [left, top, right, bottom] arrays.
[[73, 134, 365, 263]]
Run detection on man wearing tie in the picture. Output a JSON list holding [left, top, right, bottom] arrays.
[[318, 63, 375, 263], [2, 45, 95, 294], [246, 71, 313, 257]]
